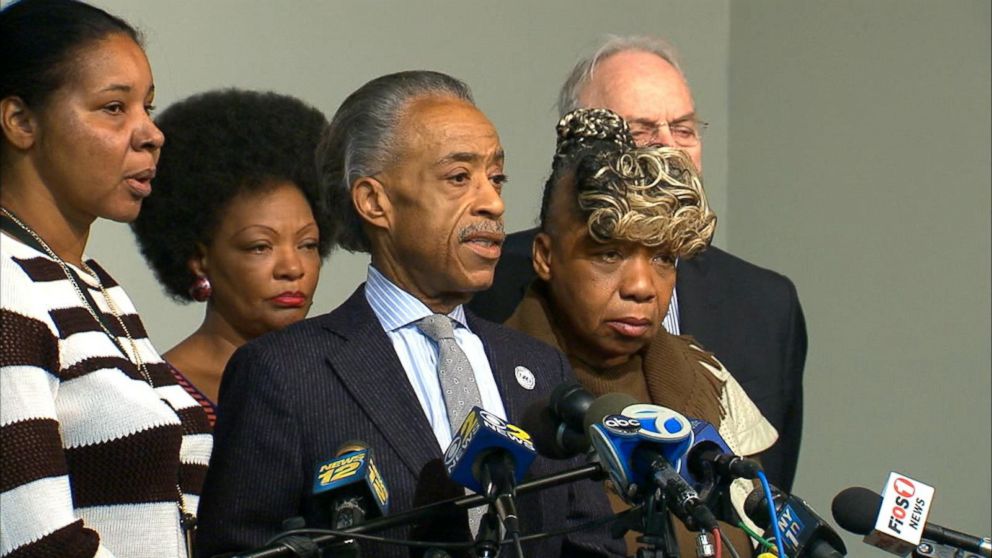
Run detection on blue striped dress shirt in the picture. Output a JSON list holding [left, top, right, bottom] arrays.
[[661, 258, 681, 335], [663, 288, 681, 335], [364, 265, 507, 450]]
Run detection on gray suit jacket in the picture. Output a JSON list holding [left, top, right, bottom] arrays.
[[196, 285, 625, 558]]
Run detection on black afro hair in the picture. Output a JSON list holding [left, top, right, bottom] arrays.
[[130, 88, 332, 302]]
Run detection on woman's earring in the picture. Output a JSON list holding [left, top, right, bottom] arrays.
[[188, 275, 212, 302]]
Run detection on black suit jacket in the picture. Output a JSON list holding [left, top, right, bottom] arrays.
[[197, 286, 625, 558], [468, 228, 807, 492]]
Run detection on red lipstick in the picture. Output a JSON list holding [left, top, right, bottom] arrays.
[[271, 291, 307, 308]]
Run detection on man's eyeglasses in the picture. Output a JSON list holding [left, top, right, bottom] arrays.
[[628, 118, 709, 148]]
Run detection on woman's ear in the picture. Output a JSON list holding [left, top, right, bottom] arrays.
[[187, 242, 208, 277], [533, 231, 553, 281], [0, 97, 38, 150]]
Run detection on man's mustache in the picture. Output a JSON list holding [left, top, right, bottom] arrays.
[[458, 220, 505, 242]]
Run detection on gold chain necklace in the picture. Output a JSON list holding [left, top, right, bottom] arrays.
[[0, 206, 195, 547]]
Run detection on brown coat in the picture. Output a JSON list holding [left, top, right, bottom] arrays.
[[505, 283, 758, 557]]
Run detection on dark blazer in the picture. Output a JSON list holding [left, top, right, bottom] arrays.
[[468, 228, 807, 492], [196, 286, 625, 558]]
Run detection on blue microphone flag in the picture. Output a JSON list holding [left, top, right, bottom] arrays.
[[443, 406, 537, 494], [313, 447, 390, 517]]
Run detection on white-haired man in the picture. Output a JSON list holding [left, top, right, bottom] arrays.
[[470, 36, 807, 493]]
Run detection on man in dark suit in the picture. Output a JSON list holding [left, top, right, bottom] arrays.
[[469, 36, 807, 493], [196, 71, 624, 558]]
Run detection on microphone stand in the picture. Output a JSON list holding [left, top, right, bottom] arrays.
[[473, 506, 502, 558], [915, 538, 986, 558], [225, 464, 604, 558], [610, 487, 680, 558]]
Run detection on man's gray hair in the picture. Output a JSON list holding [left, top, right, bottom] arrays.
[[557, 35, 685, 117], [316, 70, 474, 253]]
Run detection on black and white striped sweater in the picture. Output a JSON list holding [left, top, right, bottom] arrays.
[[1, 233, 213, 558]]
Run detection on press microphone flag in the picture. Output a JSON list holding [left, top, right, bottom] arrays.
[[866, 472, 936, 556], [313, 441, 390, 528], [832, 482, 992, 557], [587, 402, 718, 531], [443, 406, 537, 495], [588, 403, 694, 498], [745, 485, 847, 558], [684, 417, 761, 488]]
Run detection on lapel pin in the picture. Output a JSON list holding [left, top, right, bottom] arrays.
[[514, 366, 536, 390]]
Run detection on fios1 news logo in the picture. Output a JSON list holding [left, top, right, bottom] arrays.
[[868, 472, 934, 554]]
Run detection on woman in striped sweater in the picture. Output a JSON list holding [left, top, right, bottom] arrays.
[[0, 1, 212, 557]]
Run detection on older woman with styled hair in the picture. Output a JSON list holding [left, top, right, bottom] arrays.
[[505, 108, 776, 556], [130, 89, 332, 421]]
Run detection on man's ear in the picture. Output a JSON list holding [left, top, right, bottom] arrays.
[[533, 231, 553, 281], [0, 97, 38, 150], [351, 176, 391, 230]]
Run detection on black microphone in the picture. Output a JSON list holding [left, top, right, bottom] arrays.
[[551, 381, 596, 431], [685, 418, 761, 485], [517, 386, 638, 459], [832, 487, 992, 557], [312, 441, 390, 530], [519, 397, 588, 458], [745, 485, 847, 558]]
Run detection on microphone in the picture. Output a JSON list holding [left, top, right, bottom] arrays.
[[832, 485, 992, 557], [517, 387, 641, 459], [443, 406, 537, 536], [551, 381, 596, 433], [685, 418, 762, 488], [587, 401, 718, 531], [744, 485, 847, 558], [518, 397, 588, 459], [313, 441, 390, 529]]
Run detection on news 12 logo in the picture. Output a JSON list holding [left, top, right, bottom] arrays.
[[866, 472, 935, 555], [317, 451, 366, 487], [314, 449, 389, 511], [364, 455, 389, 508]]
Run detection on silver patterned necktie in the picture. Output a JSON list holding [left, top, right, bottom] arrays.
[[415, 313, 487, 535], [416, 314, 483, 434]]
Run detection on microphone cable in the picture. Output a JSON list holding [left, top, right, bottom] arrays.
[[756, 470, 788, 558], [258, 508, 633, 556], [736, 520, 778, 554]]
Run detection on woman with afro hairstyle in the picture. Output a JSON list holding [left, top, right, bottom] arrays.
[[131, 88, 333, 424]]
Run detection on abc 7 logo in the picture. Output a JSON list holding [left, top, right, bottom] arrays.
[[603, 414, 641, 434]]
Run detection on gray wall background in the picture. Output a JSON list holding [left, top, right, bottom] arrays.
[[63, 0, 991, 553]]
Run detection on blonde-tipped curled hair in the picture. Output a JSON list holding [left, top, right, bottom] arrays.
[[539, 108, 716, 259]]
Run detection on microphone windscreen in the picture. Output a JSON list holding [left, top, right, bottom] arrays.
[[336, 440, 367, 456], [550, 382, 594, 429], [831, 486, 882, 535], [744, 485, 774, 525], [582, 392, 639, 433], [518, 399, 570, 458]]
